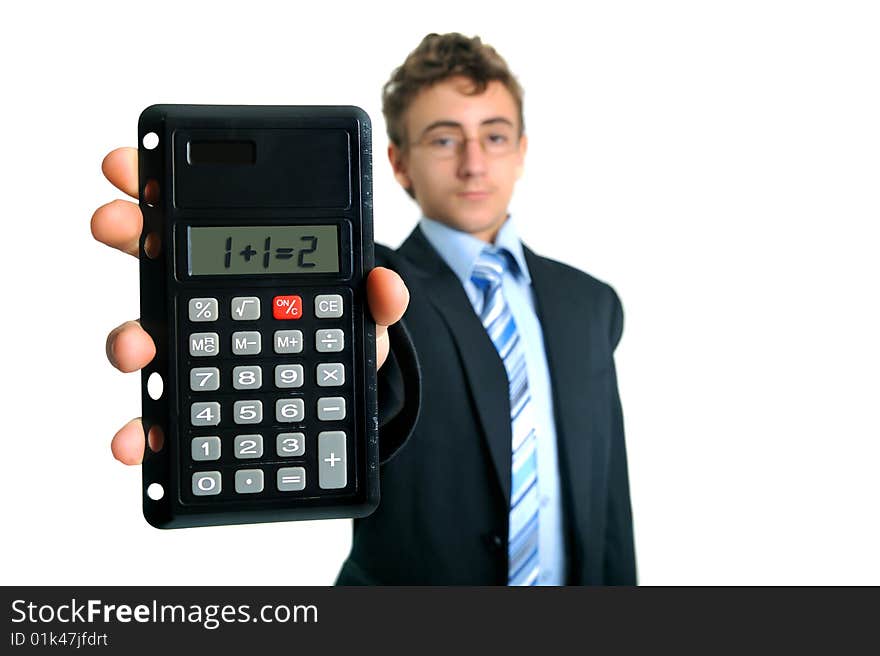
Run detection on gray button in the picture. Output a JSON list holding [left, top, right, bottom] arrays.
[[314, 294, 344, 318], [231, 296, 260, 320], [235, 469, 264, 494], [232, 331, 261, 355], [318, 431, 347, 489], [274, 329, 303, 354], [316, 363, 345, 387], [192, 471, 221, 496], [234, 400, 263, 425], [188, 297, 218, 322], [191, 401, 221, 426], [234, 434, 263, 459], [190, 367, 220, 392], [277, 467, 306, 492], [277, 432, 305, 457], [317, 397, 346, 421], [315, 329, 345, 353], [276, 398, 305, 423], [191, 436, 221, 461], [275, 364, 304, 388], [189, 333, 219, 357], [233, 365, 262, 390]]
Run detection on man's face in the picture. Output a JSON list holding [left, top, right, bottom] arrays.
[[388, 75, 528, 242]]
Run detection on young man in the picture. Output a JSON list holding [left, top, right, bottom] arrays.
[[93, 32, 635, 585]]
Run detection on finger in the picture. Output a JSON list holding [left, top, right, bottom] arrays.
[[106, 320, 156, 373], [111, 417, 145, 465], [367, 268, 409, 370], [91, 198, 143, 257], [102, 147, 139, 199]]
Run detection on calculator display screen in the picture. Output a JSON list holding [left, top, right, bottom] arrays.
[[188, 225, 340, 275]]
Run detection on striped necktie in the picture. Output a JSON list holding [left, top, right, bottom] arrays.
[[471, 247, 541, 586]]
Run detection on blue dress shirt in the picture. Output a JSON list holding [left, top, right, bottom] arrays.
[[418, 214, 567, 585]]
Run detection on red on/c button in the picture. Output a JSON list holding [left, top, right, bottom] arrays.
[[273, 295, 302, 320]]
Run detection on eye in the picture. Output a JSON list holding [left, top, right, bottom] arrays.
[[430, 136, 458, 148]]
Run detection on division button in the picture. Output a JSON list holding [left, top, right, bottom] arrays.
[[235, 469, 264, 494], [314, 294, 343, 319], [318, 431, 347, 489], [315, 329, 345, 353], [317, 397, 346, 421], [277, 467, 306, 492], [188, 298, 218, 322], [231, 297, 260, 320], [192, 471, 222, 496]]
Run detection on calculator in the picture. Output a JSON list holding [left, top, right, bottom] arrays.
[[137, 104, 379, 528]]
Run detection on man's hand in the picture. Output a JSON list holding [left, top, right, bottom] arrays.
[[92, 147, 410, 465]]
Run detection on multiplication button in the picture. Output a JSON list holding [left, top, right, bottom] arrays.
[[316, 363, 345, 386]]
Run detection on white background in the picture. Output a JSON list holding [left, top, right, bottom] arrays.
[[1, 0, 877, 585]]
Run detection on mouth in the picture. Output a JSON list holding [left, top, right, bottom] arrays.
[[457, 190, 491, 200]]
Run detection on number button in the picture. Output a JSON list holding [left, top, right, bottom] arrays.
[[235, 469, 264, 494], [233, 365, 262, 390], [232, 331, 261, 355], [190, 367, 220, 391], [234, 434, 263, 459], [315, 329, 344, 353], [277, 432, 305, 457], [275, 364, 304, 388], [191, 402, 221, 426], [277, 467, 306, 491], [314, 294, 343, 318], [316, 363, 345, 387], [231, 297, 260, 320], [192, 436, 221, 461], [189, 298, 218, 322], [317, 397, 346, 421], [274, 330, 303, 354], [276, 399, 305, 423], [192, 472, 222, 496], [190, 333, 219, 357], [234, 400, 263, 425]]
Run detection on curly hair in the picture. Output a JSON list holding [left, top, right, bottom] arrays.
[[381, 33, 525, 149]]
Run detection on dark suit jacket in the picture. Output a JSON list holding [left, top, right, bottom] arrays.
[[335, 226, 636, 585]]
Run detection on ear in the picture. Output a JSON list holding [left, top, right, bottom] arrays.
[[515, 133, 528, 180], [388, 143, 413, 190]]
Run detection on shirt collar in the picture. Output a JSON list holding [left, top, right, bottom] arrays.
[[417, 214, 532, 287]]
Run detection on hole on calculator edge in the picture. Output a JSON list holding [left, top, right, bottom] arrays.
[[143, 179, 160, 207], [147, 483, 164, 500], [142, 132, 159, 150], [148, 425, 165, 453], [147, 372, 163, 400], [144, 232, 161, 259]]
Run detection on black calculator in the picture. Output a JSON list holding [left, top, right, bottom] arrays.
[[137, 104, 379, 528]]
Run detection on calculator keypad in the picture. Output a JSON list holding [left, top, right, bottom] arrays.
[[180, 289, 355, 502]]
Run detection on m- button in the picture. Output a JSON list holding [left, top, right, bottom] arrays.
[[314, 294, 343, 319]]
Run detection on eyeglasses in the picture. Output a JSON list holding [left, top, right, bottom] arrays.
[[410, 125, 520, 160]]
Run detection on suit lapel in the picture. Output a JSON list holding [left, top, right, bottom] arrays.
[[398, 227, 513, 504]]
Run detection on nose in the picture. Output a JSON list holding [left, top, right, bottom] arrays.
[[457, 136, 488, 178]]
